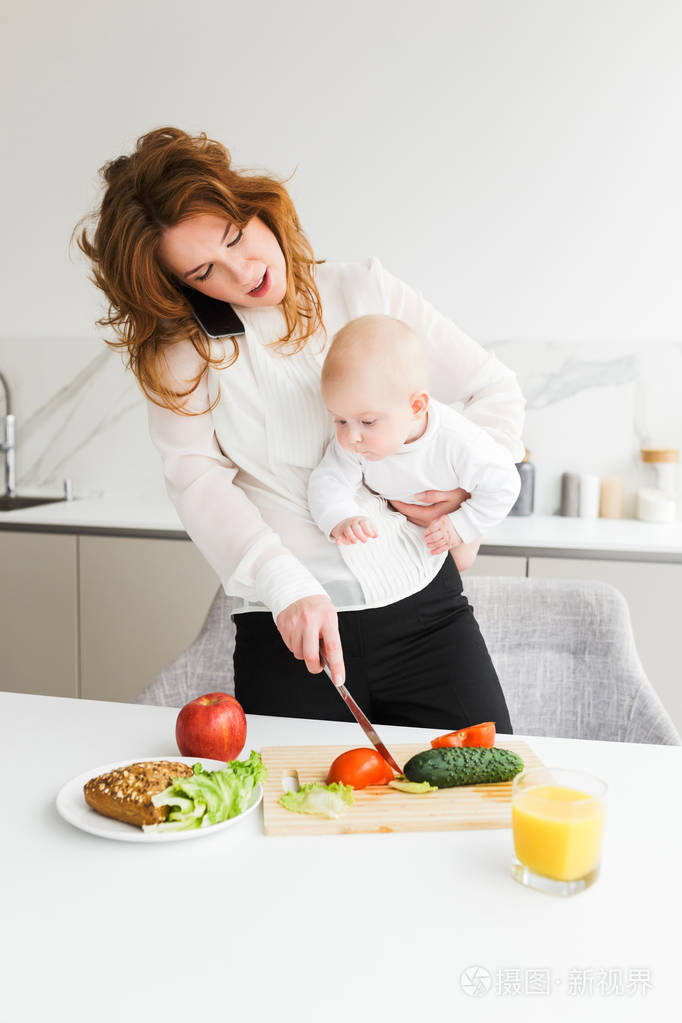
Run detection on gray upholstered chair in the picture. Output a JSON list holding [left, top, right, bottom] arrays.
[[136, 575, 681, 745]]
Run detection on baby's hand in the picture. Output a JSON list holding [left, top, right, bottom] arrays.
[[423, 515, 462, 556], [330, 517, 378, 546]]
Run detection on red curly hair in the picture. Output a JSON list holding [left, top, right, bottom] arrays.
[[74, 126, 324, 413]]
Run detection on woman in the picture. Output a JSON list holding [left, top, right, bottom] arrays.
[[77, 126, 525, 730]]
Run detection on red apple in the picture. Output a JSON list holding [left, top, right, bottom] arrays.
[[175, 692, 247, 762]]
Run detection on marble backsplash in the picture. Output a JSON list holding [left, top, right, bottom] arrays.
[[1, 336, 681, 518]]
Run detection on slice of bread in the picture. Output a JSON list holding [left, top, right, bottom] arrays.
[[83, 760, 195, 828]]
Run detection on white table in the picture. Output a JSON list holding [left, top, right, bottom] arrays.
[[2, 692, 679, 1022]]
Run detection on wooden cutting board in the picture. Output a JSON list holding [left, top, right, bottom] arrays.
[[260, 739, 543, 837]]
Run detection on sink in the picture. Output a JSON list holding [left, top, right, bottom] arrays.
[[0, 495, 67, 512]]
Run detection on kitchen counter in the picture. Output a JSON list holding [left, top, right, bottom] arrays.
[[0, 494, 184, 538], [2, 493, 682, 560], [2, 691, 677, 1022], [482, 514, 682, 562]]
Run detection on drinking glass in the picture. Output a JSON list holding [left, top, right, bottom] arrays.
[[511, 766, 607, 896]]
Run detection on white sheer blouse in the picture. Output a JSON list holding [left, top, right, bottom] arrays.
[[146, 258, 525, 619]]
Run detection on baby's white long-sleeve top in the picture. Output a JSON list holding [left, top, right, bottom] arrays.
[[308, 398, 521, 544], [146, 258, 525, 618]]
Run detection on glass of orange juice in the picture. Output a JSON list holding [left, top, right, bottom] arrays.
[[511, 767, 607, 896]]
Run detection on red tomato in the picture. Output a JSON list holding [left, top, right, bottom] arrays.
[[327, 748, 395, 788], [430, 721, 496, 749]]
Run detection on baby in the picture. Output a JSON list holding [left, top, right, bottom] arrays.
[[307, 315, 521, 570]]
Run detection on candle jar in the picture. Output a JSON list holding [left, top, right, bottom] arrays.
[[599, 476, 624, 519], [637, 449, 678, 523], [560, 473, 580, 517], [578, 474, 600, 518], [640, 449, 679, 498]]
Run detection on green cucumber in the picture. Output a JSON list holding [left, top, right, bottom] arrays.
[[403, 747, 523, 787]]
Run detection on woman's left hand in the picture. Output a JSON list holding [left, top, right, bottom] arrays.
[[389, 488, 470, 527]]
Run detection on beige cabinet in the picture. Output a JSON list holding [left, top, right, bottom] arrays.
[[463, 554, 527, 578], [0, 532, 78, 697], [3, 525, 680, 730], [79, 537, 220, 703], [528, 557, 682, 732]]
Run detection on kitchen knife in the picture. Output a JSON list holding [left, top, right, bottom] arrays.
[[320, 657, 403, 775]]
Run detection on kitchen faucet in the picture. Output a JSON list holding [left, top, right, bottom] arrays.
[[0, 371, 16, 497]]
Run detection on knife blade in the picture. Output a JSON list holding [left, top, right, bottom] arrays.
[[320, 658, 403, 775]]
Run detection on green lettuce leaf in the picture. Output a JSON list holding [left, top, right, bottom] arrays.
[[388, 778, 438, 794], [142, 750, 267, 833], [279, 782, 354, 819]]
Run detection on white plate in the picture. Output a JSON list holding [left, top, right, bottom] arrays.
[[56, 755, 263, 843]]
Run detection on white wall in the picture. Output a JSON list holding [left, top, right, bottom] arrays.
[[3, 0, 681, 343], [1, 1, 681, 508]]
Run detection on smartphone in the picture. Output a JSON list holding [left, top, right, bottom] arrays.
[[182, 286, 245, 338]]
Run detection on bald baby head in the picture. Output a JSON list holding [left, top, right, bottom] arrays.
[[322, 315, 429, 399], [321, 315, 431, 459]]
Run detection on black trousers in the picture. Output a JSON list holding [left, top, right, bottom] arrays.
[[233, 558, 512, 733]]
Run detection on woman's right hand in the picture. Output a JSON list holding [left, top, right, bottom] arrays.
[[275, 594, 346, 687], [389, 487, 471, 526]]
